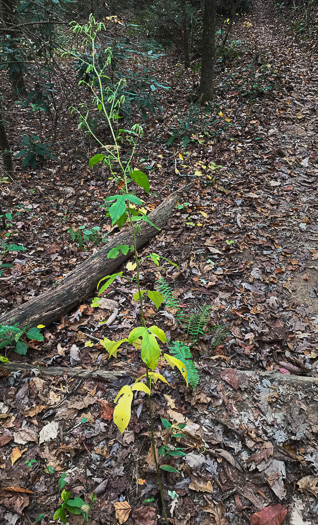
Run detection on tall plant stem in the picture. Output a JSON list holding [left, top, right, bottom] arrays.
[[146, 367, 169, 525]]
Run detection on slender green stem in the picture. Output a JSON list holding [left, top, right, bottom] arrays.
[[146, 367, 169, 525]]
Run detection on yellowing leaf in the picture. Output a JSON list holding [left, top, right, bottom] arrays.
[[164, 354, 188, 386], [37, 324, 45, 329], [197, 222, 203, 226], [178, 153, 183, 160], [100, 337, 128, 358], [84, 341, 94, 347], [131, 338, 142, 350], [126, 262, 137, 271], [132, 382, 150, 395], [149, 325, 167, 343], [219, 111, 224, 117], [225, 118, 231, 122], [175, 168, 179, 174], [149, 372, 169, 384], [194, 170, 202, 176], [11, 447, 22, 466], [114, 386, 133, 433], [200, 212, 208, 218]]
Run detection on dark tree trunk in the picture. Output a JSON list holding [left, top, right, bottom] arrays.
[[199, 0, 217, 103], [1, 0, 27, 97], [182, 0, 190, 69], [0, 184, 192, 329], [0, 101, 13, 178]]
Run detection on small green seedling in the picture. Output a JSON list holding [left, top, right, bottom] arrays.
[[0, 324, 44, 358], [25, 459, 37, 467], [53, 475, 97, 524]]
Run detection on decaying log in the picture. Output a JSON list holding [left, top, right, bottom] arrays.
[[0, 361, 125, 381], [0, 183, 192, 330]]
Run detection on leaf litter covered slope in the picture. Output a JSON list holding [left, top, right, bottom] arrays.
[[1, 0, 318, 523]]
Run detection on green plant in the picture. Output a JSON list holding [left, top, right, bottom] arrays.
[[53, 473, 96, 523], [0, 241, 26, 276], [186, 305, 211, 341], [156, 277, 185, 321], [69, 16, 194, 524], [15, 134, 56, 169], [68, 225, 104, 248], [158, 419, 188, 473], [25, 459, 37, 467], [0, 324, 44, 358], [169, 341, 199, 389], [211, 324, 229, 349]]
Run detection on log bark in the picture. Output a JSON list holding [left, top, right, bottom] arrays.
[[0, 361, 125, 381], [0, 184, 192, 329]]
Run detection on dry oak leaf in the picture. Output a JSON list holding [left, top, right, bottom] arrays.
[[14, 428, 38, 445], [114, 501, 131, 524], [189, 476, 213, 493], [39, 421, 59, 444], [202, 501, 229, 525], [167, 409, 186, 424], [298, 475, 318, 497], [24, 405, 47, 418], [0, 493, 30, 515], [0, 432, 13, 447], [219, 368, 239, 390], [250, 503, 288, 525], [97, 399, 113, 421], [131, 505, 157, 525]]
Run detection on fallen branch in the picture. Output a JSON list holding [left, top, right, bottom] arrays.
[[0, 361, 126, 381], [0, 183, 192, 329]]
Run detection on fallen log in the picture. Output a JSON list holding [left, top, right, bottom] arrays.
[[0, 183, 192, 329], [0, 361, 126, 381]]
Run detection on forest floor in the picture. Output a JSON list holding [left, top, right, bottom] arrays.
[[1, 0, 318, 523]]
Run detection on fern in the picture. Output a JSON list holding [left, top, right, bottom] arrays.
[[169, 341, 199, 389], [156, 278, 185, 321], [186, 305, 211, 341]]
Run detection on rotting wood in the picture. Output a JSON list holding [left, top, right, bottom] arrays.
[[0, 183, 193, 330], [237, 370, 318, 385], [0, 361, 126, 380]]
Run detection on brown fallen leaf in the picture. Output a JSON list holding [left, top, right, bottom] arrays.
[[114, 501, 131, 524], [0, 432, 13, 447], [131, 505, 157, 525], [219, 368, 239, 390], [189, 476, 213, 493], [202, 501, 229, 524], [2, 487, 34, 494], [0, 493, 30, 514], [250, 503, 287, 525], [298, 475, 318, 497], [247, 442, 273, 465], [24, 405, 47, 418], [97, 399, 113, 421]]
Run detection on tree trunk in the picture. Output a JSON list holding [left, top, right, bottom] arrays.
[[182, 0, 190, 69], [1, 0, 27, 97], [0, 101, 13, 179], [0, 184, 192, 330], [199, 0, 217, 103]]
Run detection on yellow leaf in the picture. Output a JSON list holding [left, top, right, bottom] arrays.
[[11, 447, 22, 466], [197, 222, 203, 226], [132, 382, 150, 395], [225, 118, 231, 122], [126, 262, 137, 271], [149, 372, 169, 384], [114, 386, 133, 433], [175, 168, 179, 174], [101, 337, 128, 358], [219, 111, 224, 117], [132, 338, 142, 351], [164, 354, 188, 386], [138, 478, 146, 485], [37, 324, 45, 329], [84, 340, 94, 347], [194, 170, 202, 176], [200, 212, 208, 218], [178, 153, 183, 160]]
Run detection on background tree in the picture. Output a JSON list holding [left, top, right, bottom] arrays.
[[199, 0, 217, 102]]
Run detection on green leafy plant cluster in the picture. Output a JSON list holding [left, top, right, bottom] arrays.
[[186, 305, 211, 341], [0, 241, 25, 276], [159, 418, 188, 473], [169, 341, 199, 389], [156, 277, 185, 321], [53, 473, 96, 523], [15, 134, 56, 169], [0, 324, 44, 359], [68, 225, 106, 248]]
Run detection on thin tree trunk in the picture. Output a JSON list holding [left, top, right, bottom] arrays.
[[199, 0, 217, 103], [0, 102, 13, 179], [1, 0, 27, 97], [182, 0, 190, 69]]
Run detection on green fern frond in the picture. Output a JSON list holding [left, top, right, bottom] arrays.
[[156, 278, 185, 321], [186, 305, 211, 341], [169, 341, 199, 389]]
